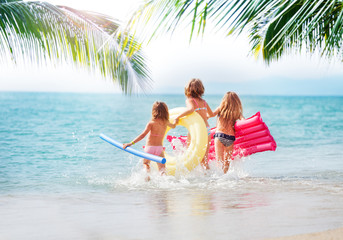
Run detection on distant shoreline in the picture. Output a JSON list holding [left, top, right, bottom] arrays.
[[265, 227, 343, 240], [0, 90, 343, 97]]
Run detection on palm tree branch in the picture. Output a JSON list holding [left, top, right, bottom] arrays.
[[0, 0, 151, 93]]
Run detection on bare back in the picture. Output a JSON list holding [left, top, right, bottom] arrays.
[[214, 107, 243, 136], [146, 119, 168, 146], [216, 117, 235, 136], [186, 98, 211, 127]]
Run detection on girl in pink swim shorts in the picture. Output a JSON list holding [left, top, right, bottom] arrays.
[[123, 101, 177, 176]]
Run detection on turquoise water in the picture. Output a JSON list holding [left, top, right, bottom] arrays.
[[0, 92, 343, 239]]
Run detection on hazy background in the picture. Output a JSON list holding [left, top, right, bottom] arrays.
[[1, 0, 343, 95]]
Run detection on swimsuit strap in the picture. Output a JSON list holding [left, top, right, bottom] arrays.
[[192, 98, 207, 111], [150, 132, 164, 137], [192, 98, 199, 108]]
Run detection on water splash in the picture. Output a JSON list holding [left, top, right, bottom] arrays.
[[114, 156, 251, 191]]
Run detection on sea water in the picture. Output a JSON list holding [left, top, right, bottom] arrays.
[[0, 92, 342, 240]]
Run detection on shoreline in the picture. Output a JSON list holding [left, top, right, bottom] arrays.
[[265, 227, 343, 240]]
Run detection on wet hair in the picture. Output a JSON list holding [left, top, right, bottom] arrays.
[[152, 101, 169, 121], [184, 78, 205, 98], [218, 92, 243, 128]]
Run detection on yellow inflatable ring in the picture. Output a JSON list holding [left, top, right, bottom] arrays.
[[154, 107, 208, 176]]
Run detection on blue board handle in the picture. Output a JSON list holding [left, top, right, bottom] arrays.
[[99, 134, 166, 164]]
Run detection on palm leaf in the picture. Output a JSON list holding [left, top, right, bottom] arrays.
[[129, 0, 343, 63], [0, 0, 151, 93]]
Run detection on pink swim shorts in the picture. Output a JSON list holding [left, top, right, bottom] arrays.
[[144, 146, 164, 156]]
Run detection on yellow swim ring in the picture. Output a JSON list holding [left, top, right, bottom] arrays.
[[153, 107, 208, 175]]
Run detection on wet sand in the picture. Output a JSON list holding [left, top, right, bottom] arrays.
[[266, 227, 343, 240]]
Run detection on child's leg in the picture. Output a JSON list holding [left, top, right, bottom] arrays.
[[157, 152, 166, 175], [200, 135, 211, 170], [214, 138, 225, 170], [143, 158, 151, 181], [143, 159, 150, 173], [223, 145, 234, 174]]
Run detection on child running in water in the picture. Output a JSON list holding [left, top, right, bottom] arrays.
[[175, 78, 214, 170], [211, 92, 244, 173], [123, 101, 177, 176]]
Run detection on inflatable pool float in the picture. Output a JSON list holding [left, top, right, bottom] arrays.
[[167, 112, 276, 161], [159, 107, 208, 175]]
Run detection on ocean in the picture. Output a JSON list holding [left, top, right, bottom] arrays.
[[0, 92, 342, 240]]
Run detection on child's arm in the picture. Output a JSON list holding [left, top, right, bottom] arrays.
[[206, 103, 215, 118], [208, 106, 219, 118], [167, 119, 177, 129], [174, 99, 195, 121], [123, 122, 152, 149]]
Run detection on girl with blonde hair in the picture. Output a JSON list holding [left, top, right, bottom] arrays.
[[212, 92, 244, 173]]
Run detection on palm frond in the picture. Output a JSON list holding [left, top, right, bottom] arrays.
[[0, 0, 151, 93], [129, 0, 343, 63]]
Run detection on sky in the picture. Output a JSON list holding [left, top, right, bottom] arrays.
[[1, 0, 343, 95]]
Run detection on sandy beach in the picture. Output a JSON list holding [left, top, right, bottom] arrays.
[[266, 227, 343, 240]]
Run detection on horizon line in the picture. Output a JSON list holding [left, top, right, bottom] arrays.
[[1, 90, 342, 97]]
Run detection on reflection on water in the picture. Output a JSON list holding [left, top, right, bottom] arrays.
[[148, 190, 269, 218], [225, 193, 268, 210], [149, 191, 217, 217], [191, 192, 216, 216], [1, 178, 343, 240]]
